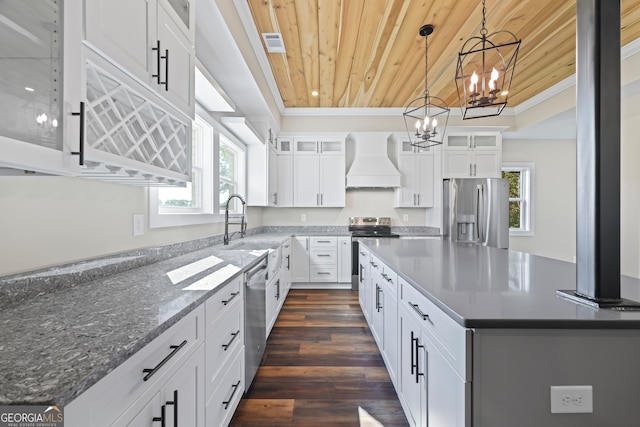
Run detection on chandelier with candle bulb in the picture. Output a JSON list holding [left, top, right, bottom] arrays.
[[403, 24, 449, 149], [455, 0, 521, 119]]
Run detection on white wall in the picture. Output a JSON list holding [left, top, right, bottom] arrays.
[[0, 177, 262, 276], [621, 92, 640, 278], [502, 139, 576, 263]]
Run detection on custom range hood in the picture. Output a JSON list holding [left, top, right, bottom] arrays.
[[346, 132, 401, 188]]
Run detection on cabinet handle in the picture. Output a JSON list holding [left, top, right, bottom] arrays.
[[70, 101, 85, 166], [359, 251, 366, 256], [286, 254, 290, 270], [408, 302, 429, 321], [273, 192, 278, 205], [317, 240, 332, 243], [415, 339, 425, 383], [165, 390, 178, 427], [410, 331, 418, 377], [152, 404, 166, 427], [318, 272, 331, 275], [222, 291, 239, 306], [376, 285, 383, 312], [152, 40, 162, 84], [321, 194, 323, 205], [473, 164, 477, 176], [370, 261, 378, 268], [317, 254, 331, 257], [222, 330, 240, 351], [469, 163, 473, 176], [163, 48, 169, 91], [417, 194, 420, 206], [275, 279, 280, 300], [142, 340, 187, 381], [223, 381, 241, 410]]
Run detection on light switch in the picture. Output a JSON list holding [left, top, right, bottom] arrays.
[[133, 214, 144, 236]]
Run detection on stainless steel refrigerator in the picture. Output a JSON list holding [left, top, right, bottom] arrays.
[[443, 178, 509, 249]]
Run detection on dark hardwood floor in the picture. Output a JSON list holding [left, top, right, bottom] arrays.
[[229, 289, 409, 427]]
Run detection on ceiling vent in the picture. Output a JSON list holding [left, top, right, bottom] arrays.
[[262, 33, 285, 53]]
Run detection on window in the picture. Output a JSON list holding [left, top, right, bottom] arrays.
[[502, 163, 534, 236], [219, 136, 240, 212], [149, 107, 246, 228]]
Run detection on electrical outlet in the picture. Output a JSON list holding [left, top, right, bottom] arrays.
[[550, 385, 593, 413], [301, 214, 307, 222], [403, 214, 409, 222], [133, 214, 144, 236]]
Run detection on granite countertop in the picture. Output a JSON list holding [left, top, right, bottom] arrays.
[[0, 233, 291, 406], [361, 238, 640, 329]]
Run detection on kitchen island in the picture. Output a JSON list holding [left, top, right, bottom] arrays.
[[359, 238, 640, 427]]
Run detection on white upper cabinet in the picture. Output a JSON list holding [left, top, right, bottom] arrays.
[[394, 141, 435, 208], [0, 0, 193, 184], [292, 137, 345, 207], [443, 132, 502, 178], [85, 0, 195, 117]]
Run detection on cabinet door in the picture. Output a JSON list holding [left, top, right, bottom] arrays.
[[399, 309, 426, 427], [276, 155, 294, 207], [124, 393, 162, 426], [471, 133, 499, 150], [371, 281, 385, 348], [295, 139, 318, 154], [337, 237, 352, 283], [162, 347, 205, 427], [268, 147, 278, 206], [319, 155, 345, 207], [291, 236, 310, 282], [156, 4, 195, 117], [443, 151, 472, 178], [416, 155, 434, 207], [444, 134, 470, 150], [85, 0, 152, 84], [424, 332, 469, 427], [294, 156, 320, 206], [382, 288, 398, 386], [473, 151, 502, 178], [320, 139, 344, 154], [396, 156, 418, 207], [266, 278, 277, 336]]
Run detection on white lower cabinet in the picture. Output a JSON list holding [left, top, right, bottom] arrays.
[[266, 271, 282, 336], [290, 235, 351, 285], [65, 275, 246, 427], [360, 243, 472, 427]]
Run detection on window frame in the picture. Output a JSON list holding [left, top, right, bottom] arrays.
[[149, 105, 246, 229], [502, 162, 535, 237]]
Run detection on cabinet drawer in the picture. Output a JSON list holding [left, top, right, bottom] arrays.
[[379, 262, 398, 299], [400, 278, 470, 380], [310, 247, 337, 264], [310, 265, 337, 282], [206, 346, 244, 427], [65, 305, 204, 426], [369, 254, 383, 276], [310, 236, 337, 247], [205, 299, 243, 401], [205, 275, 243, 330]]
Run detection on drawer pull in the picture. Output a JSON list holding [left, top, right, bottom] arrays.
[[318, 272, 331, 275], [370, 261, 378, 267], [359, 251, 366, 256], [223, 380, 241, 410], [409, 302, 429, 321], [316, 240, 332, 243], [317, 254, 332, 257], [143, 340, 188, 381], [222, 331, 240, 351], [222, 291, 240, 306], [381, 273, 393, 283]]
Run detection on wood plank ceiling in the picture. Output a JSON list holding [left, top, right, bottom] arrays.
[[247, 0, 640, 109]]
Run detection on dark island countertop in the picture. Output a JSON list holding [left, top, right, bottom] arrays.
[[0, 233, 291, 406], [360, 238, 640, 329]]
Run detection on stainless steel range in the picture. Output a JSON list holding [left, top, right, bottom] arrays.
[[349, 217, 399, 289]]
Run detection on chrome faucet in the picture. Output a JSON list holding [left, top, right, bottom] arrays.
[[223, 194, 246, 245]]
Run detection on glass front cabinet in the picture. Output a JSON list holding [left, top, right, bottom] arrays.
[[0, 0, 194, 185]]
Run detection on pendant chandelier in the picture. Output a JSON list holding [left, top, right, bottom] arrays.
[[403, 24, 449, 149], [455, 0, 521, 119]]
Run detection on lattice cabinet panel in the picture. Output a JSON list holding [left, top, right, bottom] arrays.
[[83, 61, 191, 182]]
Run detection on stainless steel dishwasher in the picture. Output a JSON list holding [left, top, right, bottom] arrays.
[[244, 255, 268, 390]]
